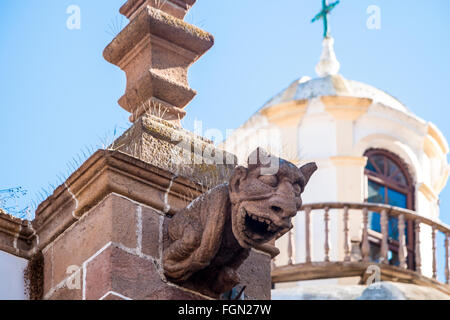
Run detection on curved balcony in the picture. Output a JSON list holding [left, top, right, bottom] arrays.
[[271, 202, 450, 295]]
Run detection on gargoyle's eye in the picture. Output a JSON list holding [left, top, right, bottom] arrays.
[[293, 183, 302, 195], [258, 175, 278, 187]]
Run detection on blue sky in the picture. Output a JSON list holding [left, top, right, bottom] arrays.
[[0, 1, 449, 278]]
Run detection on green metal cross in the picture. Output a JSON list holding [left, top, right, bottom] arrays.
[[311, 0, 340, 38]]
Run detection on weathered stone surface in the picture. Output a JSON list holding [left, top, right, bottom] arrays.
[[42, 245, 53, 295], [48, 285, 83, 300], [237, 250, 272, 300], [146, 285, 208, 300], [51, 194, 138, 287], [114, 114, 237, 186], [141, 206, 162, 258], [104, 2, 213, 123], [34, 197, 78, 254], [163, 148, 317, 298], [120, 0, 196, 20], [101, 292, 128, 300], [0, 210, 33, 259], [47, 269, 83, 300], [85, 245, 163, 300], [33, 150, 209, 253], [0, 230, 15, 256]]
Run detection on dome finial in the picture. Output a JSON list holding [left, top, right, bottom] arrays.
[[311, 1, 341, 77], [315, 36, 340, 77]]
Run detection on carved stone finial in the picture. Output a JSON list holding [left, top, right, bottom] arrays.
[[163, 148, 317, 298], [104, 0, 213, 125]]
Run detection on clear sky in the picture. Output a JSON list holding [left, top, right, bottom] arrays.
[[0, 1, 449, 277]]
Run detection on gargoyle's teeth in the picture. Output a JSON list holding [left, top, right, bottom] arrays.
[[243, 209, 280, 239], [252, 214, 275, 229], [253, 214, 268, 224]]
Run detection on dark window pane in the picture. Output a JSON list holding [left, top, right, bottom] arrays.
[[388, 217, 399, 241], [386, 189, 407, 241], [387, 188, 407, 208], [387, 159, 399, 177], [368, 180, 385, 204], [369, 212, 381, 233], [391, 171, 407, 186], [368, 180, 385, 233], [366, 159, 377, 173], [369, 215, 401, 240], [372, 155, 385, 175]]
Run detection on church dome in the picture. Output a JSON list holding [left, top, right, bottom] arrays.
[[262, 74, 410, 114], [261, 37, 409, 115]]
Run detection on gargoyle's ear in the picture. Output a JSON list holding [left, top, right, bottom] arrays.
[[300, 162, 318, 186], [230, 166, 248, 194]]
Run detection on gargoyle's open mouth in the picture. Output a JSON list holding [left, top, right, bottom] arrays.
[[243, 209, 280, 240]]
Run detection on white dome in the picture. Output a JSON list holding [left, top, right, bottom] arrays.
[[261, 37, 410, 114], [261, 74, 410, 114]]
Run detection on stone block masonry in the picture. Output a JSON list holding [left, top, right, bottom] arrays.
[[41, 192, 272, 300], [42, 193, 211, 300]]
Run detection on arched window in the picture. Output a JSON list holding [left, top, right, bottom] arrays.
[[364, 149, 415, 269]]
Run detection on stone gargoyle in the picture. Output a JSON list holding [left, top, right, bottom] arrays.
[[163, 148, 317, 297]]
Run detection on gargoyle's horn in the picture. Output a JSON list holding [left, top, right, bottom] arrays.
[[300, 162, 318, 186]]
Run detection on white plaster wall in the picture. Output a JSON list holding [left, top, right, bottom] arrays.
[[299, 112, 336, 160], [0, 251, 27, 300]]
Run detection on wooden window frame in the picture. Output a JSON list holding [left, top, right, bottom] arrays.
[[364, 149, 415, 270]]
